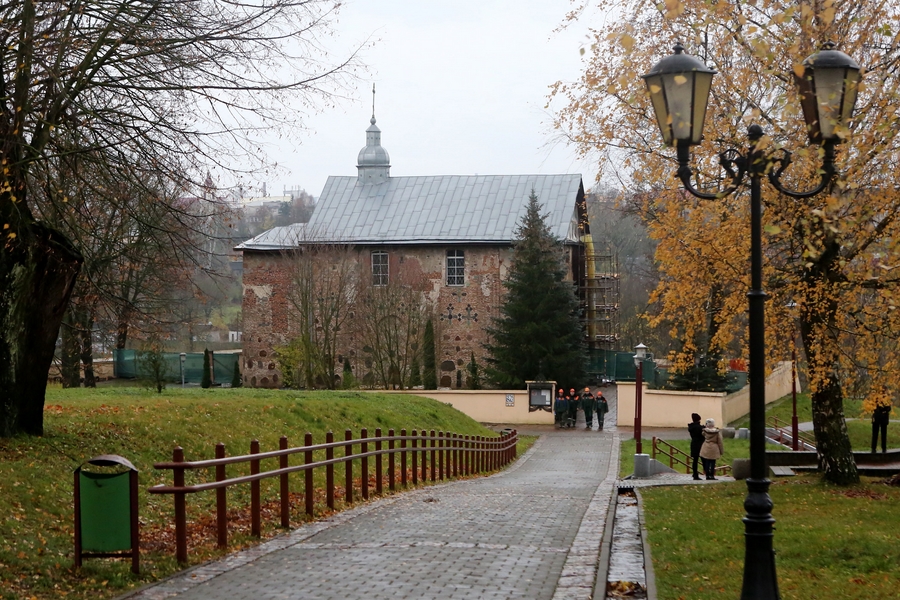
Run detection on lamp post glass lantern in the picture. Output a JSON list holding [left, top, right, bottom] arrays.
[[633, 343, 648, 454], [641, 42, 859, 600]]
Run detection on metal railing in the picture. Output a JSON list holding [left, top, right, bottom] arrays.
[[150, 428, 518, 562], [766, 416, 816, 450], [651, 437, 732, 476]]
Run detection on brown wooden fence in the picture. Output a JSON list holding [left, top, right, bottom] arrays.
[[651, 436, 732, 476], [149, 427, 518, 562]]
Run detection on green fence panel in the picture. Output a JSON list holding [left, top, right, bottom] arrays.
[[113, 349, 138, 379], [112, 349, 240, 384], [212, 353, 238, 385]]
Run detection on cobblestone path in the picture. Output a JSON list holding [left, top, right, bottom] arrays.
[[125, 427, 619, 600]]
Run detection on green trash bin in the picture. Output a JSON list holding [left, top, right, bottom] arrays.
[[74, 455, 139, 574]]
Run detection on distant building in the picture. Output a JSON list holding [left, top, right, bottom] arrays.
[[237, 115, 591, 388]]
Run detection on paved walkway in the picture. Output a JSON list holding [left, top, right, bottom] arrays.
[[123, 426, 620, 600]]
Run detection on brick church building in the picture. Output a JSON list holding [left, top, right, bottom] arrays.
[[237, 114, 590, 388]]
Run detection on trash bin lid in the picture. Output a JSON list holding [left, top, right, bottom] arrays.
[[75, 454, 138, 473]]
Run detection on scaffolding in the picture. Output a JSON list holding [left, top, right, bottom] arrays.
[[583, 248, 620, 351]]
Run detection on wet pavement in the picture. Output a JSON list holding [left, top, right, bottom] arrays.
[[118, 385, 743, 600], [121, 394, 621, 600]]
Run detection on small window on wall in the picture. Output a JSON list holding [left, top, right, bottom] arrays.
[[372, 251, 388, 286], [446, 249, 464, 286]]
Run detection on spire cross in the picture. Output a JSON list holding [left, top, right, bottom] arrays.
[[372, 83, 376, 118]]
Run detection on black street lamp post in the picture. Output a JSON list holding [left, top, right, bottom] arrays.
[[792, 346, 799, 451], [633, 343, 648, 454], [641, 42, 860, 600]]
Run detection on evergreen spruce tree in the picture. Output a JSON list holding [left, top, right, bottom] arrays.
[[231, 357, 242, 388], [342, 359, 356, 389], [201, 349, 212, 389], [467, 352, 481, 390], [410, 357, 422, 388], [423, 319, 438, 390], [666, 354, 736, 393], [485, 189, 587, 388]]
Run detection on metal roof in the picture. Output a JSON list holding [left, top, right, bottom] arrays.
[[237, 173, 584, 251]]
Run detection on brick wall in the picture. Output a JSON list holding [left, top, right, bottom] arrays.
[[242, 245, 524, 388]]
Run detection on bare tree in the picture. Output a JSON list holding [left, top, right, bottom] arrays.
[[0, 0, 361, 435], [279, 239, 358, 389], [357, 264, 430, 390]]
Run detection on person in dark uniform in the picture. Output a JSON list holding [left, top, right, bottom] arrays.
[[596, 391, 609, 431], [688, 413, 704, 480], [567, 388, 579, 429], [554, 387, 567, 428], [872, 402, 892, 453], [581, 387, 595, 430]]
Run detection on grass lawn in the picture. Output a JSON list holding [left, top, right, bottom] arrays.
[[1, 387, 534, 600], [633, 391, 900, 599], [731, 391, 865, 428], [643, 476, 900, 599], [619, 438, 750, 478], [732, 392, 898, 452]]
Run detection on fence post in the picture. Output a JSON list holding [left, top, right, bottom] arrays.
[[430, 430, 436, 482], [498, 433, 504, 467], [305, 432, 314, 517], [453, 433, 459, 477], [216, 443, 227, 548], [489, 435, 495, 471], [250, 440, 261, 538], [279, 436, 289, 528], [375, 428, 383, 496], [361, 428, 369, 501], [400, 429, 407, 487], [419, 429, 427, 482], [479, 436, 485, 473], [173, 447, 187, 563], [448, 433, 454, 477], [344, 429, 353, 505], [411, 430, 418, 485], [389, 429, 396, 491], [326, 431, 335, 510], [512, 430, 517, 460], [438, 432, 445, 480]]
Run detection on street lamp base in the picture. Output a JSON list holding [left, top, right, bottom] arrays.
[[740, 477, 780, 600]]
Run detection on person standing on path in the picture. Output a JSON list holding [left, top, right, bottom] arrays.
[[596, 390, 609, 431], [581, 387, 595, 430], [567, 388, 579, 429], [555, 387, 568, 428], [700, 418, 724, 480], [872, 402, 892, 453], [688, 413, 704, 480]]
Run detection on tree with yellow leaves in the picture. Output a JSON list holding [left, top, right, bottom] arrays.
[[554, 0, 900, 484]]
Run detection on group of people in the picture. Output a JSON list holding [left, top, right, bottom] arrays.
[[688, 413, 724, 480], [554, 386, 609, 430]]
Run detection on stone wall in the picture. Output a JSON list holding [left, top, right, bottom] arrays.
[[241, 244, 527, 388], [241, 250, 295, 388], [616, 361, 797, 428]]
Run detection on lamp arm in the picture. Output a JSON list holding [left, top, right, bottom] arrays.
[[676, 145, 745, 200], [767, 141, 836, 198]]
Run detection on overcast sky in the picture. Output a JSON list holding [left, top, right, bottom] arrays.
[[249, 0, 597, 199]]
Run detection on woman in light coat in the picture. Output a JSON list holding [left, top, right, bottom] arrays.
[[699, 418, 725, 480]]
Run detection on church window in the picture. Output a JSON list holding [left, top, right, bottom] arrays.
[[446, 249, 465, 286], [372, 251, 388, 286]]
